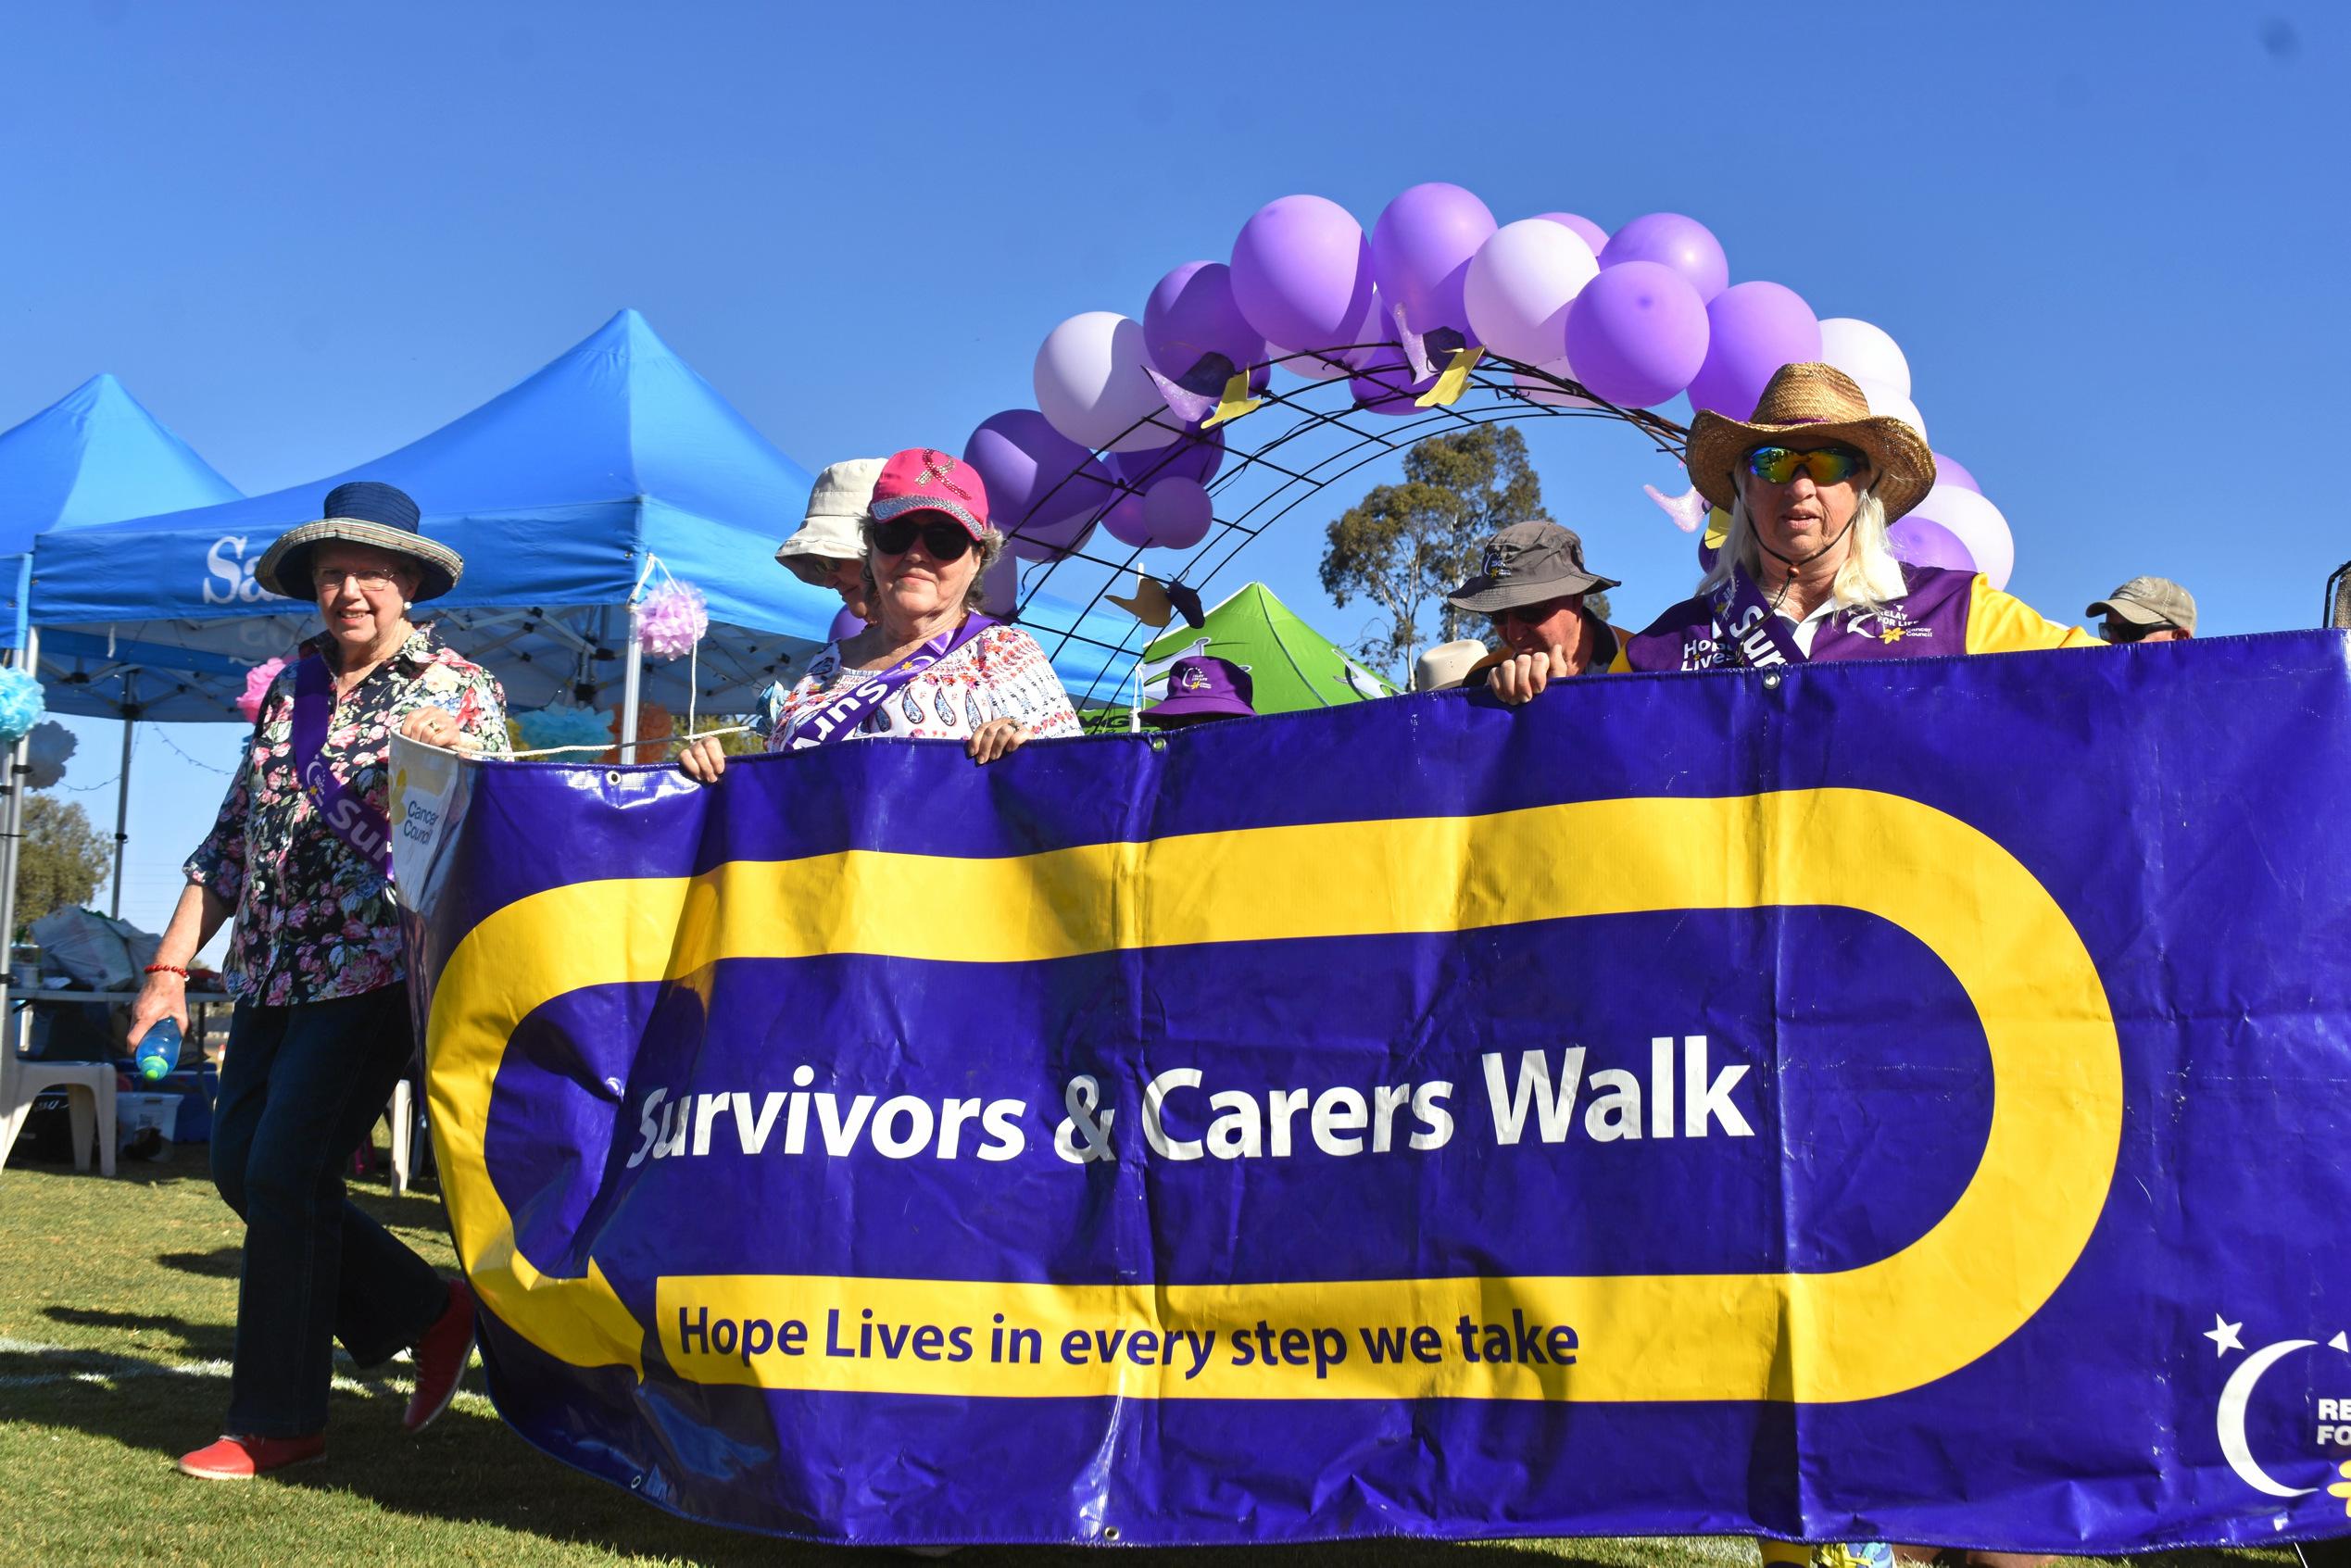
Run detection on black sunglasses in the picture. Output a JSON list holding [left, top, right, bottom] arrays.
[[2103, 619, 2163, 644], [1491, 597, 1577, 626], [872, 518, 974, 561]]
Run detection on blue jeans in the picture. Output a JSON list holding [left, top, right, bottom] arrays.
[[209, 986, 446, 1436]]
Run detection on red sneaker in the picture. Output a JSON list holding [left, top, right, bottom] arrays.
[[403, 1277, 476, 1433], [176, 1433, 326, 1480]]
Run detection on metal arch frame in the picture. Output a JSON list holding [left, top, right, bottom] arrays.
[[995, 348, 1691, 709]]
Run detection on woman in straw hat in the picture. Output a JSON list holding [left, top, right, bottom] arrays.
[[125, 482, 509, 1480], [1614, 363, 2093, 672]]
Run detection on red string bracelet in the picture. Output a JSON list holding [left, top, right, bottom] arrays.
[[144, 963, 190, 979]]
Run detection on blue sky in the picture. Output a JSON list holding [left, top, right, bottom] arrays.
[[2, 0, 2343, 943]]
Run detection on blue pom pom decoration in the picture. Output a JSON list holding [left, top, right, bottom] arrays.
[[0, 667, 46, 746], [512, 704, 615, 753]]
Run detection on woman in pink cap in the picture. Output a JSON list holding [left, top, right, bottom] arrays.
[[678, 447, 1079, 778]]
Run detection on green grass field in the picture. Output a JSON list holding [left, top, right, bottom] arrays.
[[0, 1158, 2296, 1568]]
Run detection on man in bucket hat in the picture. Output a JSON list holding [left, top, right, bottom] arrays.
[[1618, 363, 2093, 671], [2086, 575, 2194, 644], [1442, 520, 1628, 705]]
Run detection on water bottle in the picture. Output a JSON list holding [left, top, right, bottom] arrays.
[[135, 1017, 182, 1082]]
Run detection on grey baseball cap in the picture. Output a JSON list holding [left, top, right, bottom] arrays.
[[2086, 576, 2195, 634], [1445, 521, 1620, 613]]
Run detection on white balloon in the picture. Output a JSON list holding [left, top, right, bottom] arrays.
[[1853, 376, 1928, 448], [1464, 219, 1598, 367], [1909, 483, 2013, 591], [1512, 356, 1601, 409], [1033, 312, 1180, 454], [1819, 318, 1912, 397]]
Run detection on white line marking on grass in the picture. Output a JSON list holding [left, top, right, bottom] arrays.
[[0, 1337, 492, 1410]]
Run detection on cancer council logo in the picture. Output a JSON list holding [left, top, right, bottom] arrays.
[[2203, 1311, 2351, 1523], [201, 534, 289, 606]]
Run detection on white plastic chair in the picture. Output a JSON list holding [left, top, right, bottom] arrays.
[[0, 1004, 118, 1176]]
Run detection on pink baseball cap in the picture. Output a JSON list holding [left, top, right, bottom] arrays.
[[868, 447, 991, 538]]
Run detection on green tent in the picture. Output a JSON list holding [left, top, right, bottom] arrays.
[[1138, 583, 1399, 717]]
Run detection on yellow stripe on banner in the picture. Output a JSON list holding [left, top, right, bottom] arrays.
[[425, 789, 2122, 1401]]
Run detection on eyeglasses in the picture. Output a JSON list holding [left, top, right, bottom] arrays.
[[314, 567, 401, 592], [2103, 619, 2164, 644], [1491, 598, 1576, 627], [872, 519, 974, 561], [1744, 445, 1869, 486]]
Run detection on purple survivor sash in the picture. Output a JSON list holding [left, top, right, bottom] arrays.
[[291, 653, 396, 878], [1704, 566, 1807, 670], [796, 615, 993, 747]]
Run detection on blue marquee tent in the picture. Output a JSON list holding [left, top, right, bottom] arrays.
[[0, 373, 243, 647], [26, 308, 1152, 726]]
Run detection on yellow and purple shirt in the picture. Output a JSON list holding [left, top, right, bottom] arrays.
[[1612, 563, 2095, 671]]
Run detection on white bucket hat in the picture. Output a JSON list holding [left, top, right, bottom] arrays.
[[775, 458, 886, 584]]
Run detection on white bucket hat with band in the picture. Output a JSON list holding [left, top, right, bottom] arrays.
[[775, 457, 886, 585]]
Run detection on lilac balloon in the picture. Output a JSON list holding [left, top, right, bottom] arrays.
[[1229, 194, 1378, 355], [1562, 261, 1710, 408], [1932, 451, 1980, 494], [1886, 516, 1977, 573], [826, 607, 865, 643], [962, 409, 1118, 554], [1685, 282, 1823, 421], [1143, 261, 1271, 398], [1349, 349, 1428, 417], [1369, 182, 1496, 343], [1140, 477, 1214, 551], [1534, 212, 1610, 255], [1108, 426, 1224, 492], [1599, 213, 1730, 303]]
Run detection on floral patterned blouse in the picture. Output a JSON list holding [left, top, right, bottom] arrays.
[[186, 624, 509, 1006], [754, 621, 1081, 750]]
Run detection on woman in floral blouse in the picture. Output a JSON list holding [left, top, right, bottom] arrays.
[[676, 446, 1080, 780], [126, 483, 508, 1482]]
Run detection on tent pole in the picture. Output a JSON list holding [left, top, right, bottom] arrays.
[[618, 608, 644, 764], [109, 672, 135, 918], [0, 627, 40, 997]]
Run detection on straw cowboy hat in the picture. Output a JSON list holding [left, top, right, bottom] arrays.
[[1685, 362, 1937, 521], [255, 482, 463, 600]]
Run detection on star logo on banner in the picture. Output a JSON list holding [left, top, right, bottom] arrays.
[[2207, 1314, 2246, 1356]]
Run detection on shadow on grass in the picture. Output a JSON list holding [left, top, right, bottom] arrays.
[[44, 1304, 234, 1361], [157, 1248, 241, 1279], [8, 1368, 1618, 1566]]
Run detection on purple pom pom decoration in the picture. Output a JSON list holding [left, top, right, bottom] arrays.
[[635, 579, 709, 662]]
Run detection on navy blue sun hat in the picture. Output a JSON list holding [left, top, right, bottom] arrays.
[[254, 481, 464, 601]]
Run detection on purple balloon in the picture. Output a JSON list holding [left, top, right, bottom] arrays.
[[826, 607, 865, 643], [1108, 426, 1224, 492], [1931, 451, 1980, 494], [1599, 212, 1730, 304], [1534, 211, 1610, 255], [1141, 477, 1214, 551], [1369, 182, 1496, 343], [1562, 261, 1711, 408], [1101, 489, 1152, 549], [962, 409, 1118, 552], [1229, 194, 1377, 355], [1349, 349, 1428, 417], [1685, 282, 1823, 421], [1887, 515, 1977, 572], [1143, 261, 1271, 398]]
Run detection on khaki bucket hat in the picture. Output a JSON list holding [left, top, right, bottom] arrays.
[[1444, 521, 1620, 613], [775, 457, 886, 584]]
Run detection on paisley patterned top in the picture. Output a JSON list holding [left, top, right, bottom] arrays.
[[186, 624, 509, 1005], [755, 621, 1081, 750]]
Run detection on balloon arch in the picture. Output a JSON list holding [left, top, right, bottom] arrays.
[[957, 184, 2018, 709]]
